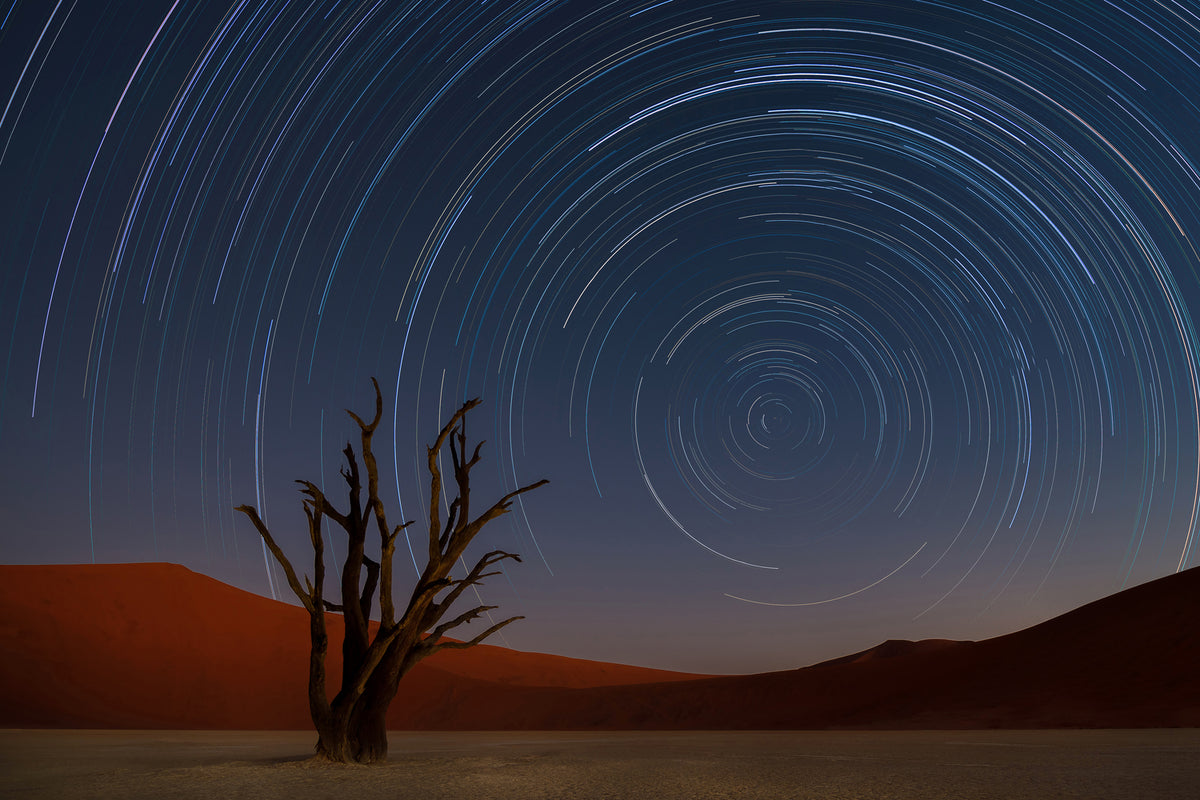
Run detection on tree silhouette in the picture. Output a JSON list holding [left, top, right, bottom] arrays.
[[236, 379, 547, 763]]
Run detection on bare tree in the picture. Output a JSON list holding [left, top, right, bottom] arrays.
[[236, 379, 547, 763]]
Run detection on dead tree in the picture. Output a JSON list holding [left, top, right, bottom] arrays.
[[236, 379, 547, 763]]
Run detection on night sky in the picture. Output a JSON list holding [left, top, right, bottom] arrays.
[[3, 0, 1200, 674]]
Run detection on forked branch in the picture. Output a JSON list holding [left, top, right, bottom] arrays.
[[423, 613, 526, 656]]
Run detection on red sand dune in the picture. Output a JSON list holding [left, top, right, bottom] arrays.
[[0, 563, 1196, 729], [0, 563, 699, 729]]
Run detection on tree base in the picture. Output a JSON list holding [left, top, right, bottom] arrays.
[[314, 729, 389, 765]]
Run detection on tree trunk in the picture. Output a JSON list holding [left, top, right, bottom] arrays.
[[314, 721, 355, 763], [350, 703, 389, 763], [312, 703, 388, 764]]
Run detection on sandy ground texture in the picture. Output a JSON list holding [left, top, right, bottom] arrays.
[[1, 729, 1198, 799]]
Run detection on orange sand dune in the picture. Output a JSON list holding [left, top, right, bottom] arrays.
[[0, 563, 699, 729], [1, 563, 1196, 729]]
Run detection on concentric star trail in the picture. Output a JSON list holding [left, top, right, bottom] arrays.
[[2, 0, 1199, 672]]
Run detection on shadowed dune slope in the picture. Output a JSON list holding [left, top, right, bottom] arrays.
[[420, 565, 1199, 730], [1, 563, 1196, 729]]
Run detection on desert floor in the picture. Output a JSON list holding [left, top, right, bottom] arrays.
[[2, 729, 1198, 799]]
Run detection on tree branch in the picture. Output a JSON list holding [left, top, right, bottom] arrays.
[[426, 398, 482, 564], [335, 442, 370, 683], [444, 478, 549, 564], [296, 481, 349, 530], [234, 504, 315, 614], [490, 479, 551, 515], [379, 520, 413, 626], [423, 614, 525, 656], [345, 376, 383, 435], [360, 555, 379, 621], [348, 379, 410, 628], [438, 497, 460, 551], [428, 603, 498, 642], [466, 441, 484, 469], [420, 550, 521, 629]]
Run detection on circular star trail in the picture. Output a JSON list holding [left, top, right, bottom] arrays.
[[2, 0, 1199, 671]]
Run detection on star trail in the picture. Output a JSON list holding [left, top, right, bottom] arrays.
[[2, 0, 1199, 673]]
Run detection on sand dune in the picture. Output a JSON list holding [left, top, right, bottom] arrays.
[[0, 562, 1196, 729], [0, 563, 699, 729]]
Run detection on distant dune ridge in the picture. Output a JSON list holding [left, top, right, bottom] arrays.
[[0, 563, 1196, 729]]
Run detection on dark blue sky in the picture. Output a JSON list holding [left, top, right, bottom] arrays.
[[2, 0, 1199, 673]]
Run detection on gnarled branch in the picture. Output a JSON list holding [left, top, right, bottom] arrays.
[[296, 480, 349, 530], [423, 614, 526, 657], [234, 504, 315, 614], [420, 550, 521, 630], [442, 478, 550, 565], [426, 398, 483, 564]]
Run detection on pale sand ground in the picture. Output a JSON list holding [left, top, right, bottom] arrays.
[[2, 729, 1198, 799]]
